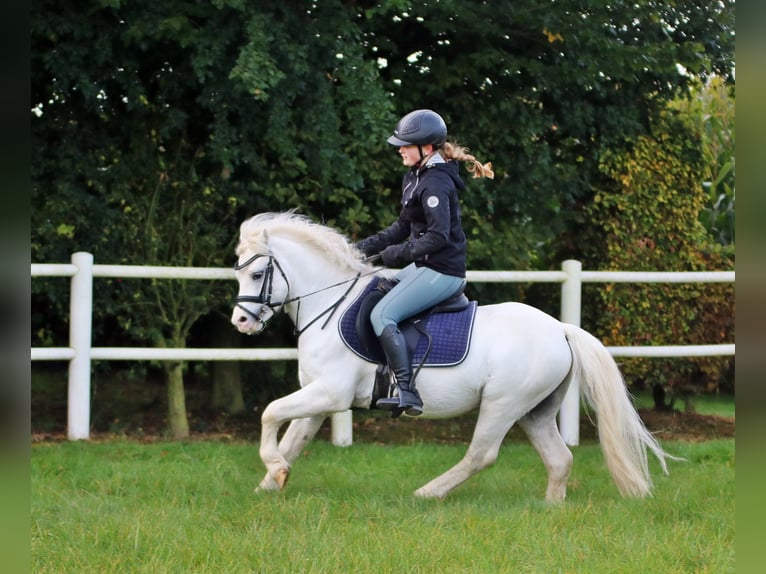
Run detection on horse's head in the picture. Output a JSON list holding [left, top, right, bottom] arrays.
[[230, 211, 375, 334], [231, 217, 289, 334], [231, 250, 290, 334]]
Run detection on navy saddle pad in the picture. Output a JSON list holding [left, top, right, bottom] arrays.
[[338, 277, 478, 367]]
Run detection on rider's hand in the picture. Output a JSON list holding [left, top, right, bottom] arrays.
[[381, 245, 404, 267], [354, 238, 377, 257]]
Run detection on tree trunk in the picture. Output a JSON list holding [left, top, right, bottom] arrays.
[[652, 384, 674, 411], [212, 361, 245, 414], [683, 395, 697, 414], [211, 315, 245, 414], [166, 360, 190, 439]]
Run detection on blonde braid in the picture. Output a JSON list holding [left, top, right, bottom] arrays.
[[442, 142, 494, 179]]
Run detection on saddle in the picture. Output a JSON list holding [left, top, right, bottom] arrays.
[[338, 277, 478, 409], [338, 277, 478, 408]]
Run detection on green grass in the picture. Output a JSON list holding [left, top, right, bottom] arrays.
[[32, 437, 734, 573]]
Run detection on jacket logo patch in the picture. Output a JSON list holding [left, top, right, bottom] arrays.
[[426, 195, 440, 208]]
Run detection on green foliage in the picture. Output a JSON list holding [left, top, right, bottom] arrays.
[[357, 0, 734, 269], [31, 1, 735, 422], [582, 108, 734, 396], [669, 77, 736, 245], [31, 0, 401, 435]]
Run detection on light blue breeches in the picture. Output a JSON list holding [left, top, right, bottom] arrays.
[[369, 263, 466, 336]]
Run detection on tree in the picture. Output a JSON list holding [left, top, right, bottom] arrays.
[[354, 0, 734, 272], [32, 0, 396, 436], [32, 0, 735, 432]]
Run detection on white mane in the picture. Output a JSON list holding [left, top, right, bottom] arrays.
[[236, 211, 373, 274]]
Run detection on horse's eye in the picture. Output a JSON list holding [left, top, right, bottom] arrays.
[[251, 271, 264, 281]]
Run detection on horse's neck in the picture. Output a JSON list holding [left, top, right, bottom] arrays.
[[273, 239, 366, 327]]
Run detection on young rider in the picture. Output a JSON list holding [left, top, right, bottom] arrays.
[[356, 109, 494, 416]]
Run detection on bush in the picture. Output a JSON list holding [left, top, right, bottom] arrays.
[[581, 108, 734, 403]]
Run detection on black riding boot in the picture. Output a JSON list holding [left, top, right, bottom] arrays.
[[374, 325, 423, 416]]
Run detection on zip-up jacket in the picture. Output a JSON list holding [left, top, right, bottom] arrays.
[[358, 155, 467, 278]]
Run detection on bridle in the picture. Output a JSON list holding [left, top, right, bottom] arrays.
[[234, 253, 290, 309], [233, 252, 375, 337]]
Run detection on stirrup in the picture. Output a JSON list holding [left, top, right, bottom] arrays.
[[376, 388, 423, 417]]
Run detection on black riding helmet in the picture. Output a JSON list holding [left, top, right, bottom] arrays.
[[387, 109, 448, 148]]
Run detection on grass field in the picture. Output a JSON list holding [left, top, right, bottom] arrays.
[[31, 435, 734, 573]]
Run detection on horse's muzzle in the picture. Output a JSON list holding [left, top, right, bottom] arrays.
[[231, 303, 274, 334]]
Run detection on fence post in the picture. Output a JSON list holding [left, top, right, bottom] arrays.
[[559, 259, 582, 446], [330, 410, 353, 446], [68, 252, 94, 440]]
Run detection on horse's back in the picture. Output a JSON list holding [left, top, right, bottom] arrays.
[[475, 300, 567, 339], [413, 300, 572, 418], [469, 301, 572, 380]]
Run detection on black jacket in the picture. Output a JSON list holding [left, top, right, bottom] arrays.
[[358, 157, 467, 278]]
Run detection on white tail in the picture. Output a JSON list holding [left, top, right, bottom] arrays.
[[564, 324, 680, 497]]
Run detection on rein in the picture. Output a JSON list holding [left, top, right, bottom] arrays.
[[234, 253, 378, 337]]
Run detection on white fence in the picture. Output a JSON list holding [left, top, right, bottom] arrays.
[[31, 252, 735, 445]]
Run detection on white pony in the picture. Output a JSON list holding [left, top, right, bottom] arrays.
[[231, 211, 675, 501]]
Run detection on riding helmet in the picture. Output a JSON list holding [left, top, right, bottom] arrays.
[[387, 109, 448, 147]]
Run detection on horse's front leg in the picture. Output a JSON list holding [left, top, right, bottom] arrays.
[[256, 415, 325, 492], [258, 381, 351, 491]]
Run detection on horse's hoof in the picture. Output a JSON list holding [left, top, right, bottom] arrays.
[[255, 471, 282, 493], [415, 484, 449, 500], [255, 481, 276, 494], [274, 467, 290, 489]]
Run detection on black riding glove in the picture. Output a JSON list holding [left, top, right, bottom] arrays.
[[355, 238, 379, 257], [381, 244, 406, 267]]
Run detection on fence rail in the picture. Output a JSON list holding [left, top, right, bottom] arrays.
[[31, 252, 735, 445]]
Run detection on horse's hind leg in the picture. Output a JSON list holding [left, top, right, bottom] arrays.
[[256, 415, 325, 492], [517, 386, 573, 503], [517, 414, 572, 503]]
